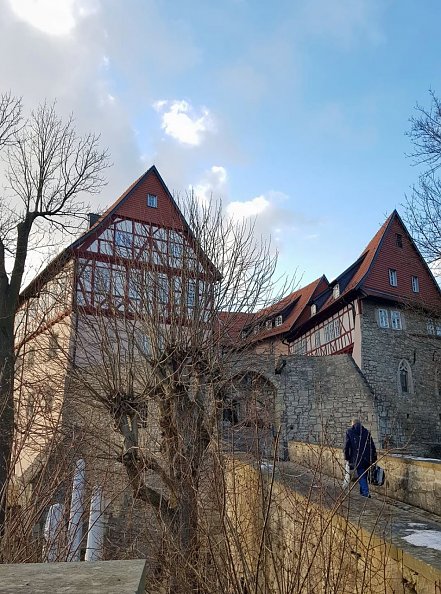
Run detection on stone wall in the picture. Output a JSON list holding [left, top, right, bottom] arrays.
[[223, 459, 441, 594], [360, 300, 441, 454], [280, 354, 379, 448], [288, 440, 441, 516]]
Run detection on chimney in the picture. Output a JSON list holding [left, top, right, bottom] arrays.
[[88, 213, 100, 228]]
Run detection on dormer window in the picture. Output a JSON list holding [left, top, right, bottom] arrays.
[[311, 304, 317, 316], [275, 315, 283, 327], [333, 284, 340, 299], [265, 320, 272, 330], [147, 194, 158, 208]]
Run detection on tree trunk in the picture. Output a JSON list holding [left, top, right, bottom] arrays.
[[167, 388, 209, 593], [0, 315, 15, 540]]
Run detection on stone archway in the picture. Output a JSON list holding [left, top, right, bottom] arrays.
[[222, 370, 278, 459]]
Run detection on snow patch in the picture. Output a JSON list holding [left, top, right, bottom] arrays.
[[403, 530, 441, 551]]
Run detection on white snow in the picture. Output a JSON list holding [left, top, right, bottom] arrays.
[[403, 530, 441, 551]]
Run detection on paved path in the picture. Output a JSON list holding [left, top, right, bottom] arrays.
[[259, 458, 441, 574]]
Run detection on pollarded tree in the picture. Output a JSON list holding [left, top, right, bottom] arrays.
[[63, 193, 288, 591], [0, 94, 109, 536]]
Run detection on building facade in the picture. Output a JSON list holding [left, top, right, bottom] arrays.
[[238, 211, 441, 454]]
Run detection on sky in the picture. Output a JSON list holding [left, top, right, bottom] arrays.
[[1, 0, 441, 287]]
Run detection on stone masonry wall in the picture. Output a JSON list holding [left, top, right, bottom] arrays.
[[281, 354, 379, 449], [232, 353, 379, 453], [360, 300, 441, 455]]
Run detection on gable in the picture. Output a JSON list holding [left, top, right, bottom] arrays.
[[363, 214, 441, 307]]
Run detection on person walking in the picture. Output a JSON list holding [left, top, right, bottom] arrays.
[[344, 418, 377, 497]]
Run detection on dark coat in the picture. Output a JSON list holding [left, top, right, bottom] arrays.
[[344, 422, 377, 469]]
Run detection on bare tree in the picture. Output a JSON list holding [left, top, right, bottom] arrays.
[[61, 194, 289, 590], [405, 90, 441, 265], [0, 94, 109, 537]]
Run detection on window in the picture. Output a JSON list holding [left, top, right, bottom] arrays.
[[275, 315, 283, 327], [147, 194, 157, 208], [378, 309, 389, 328], [187, 279, 196, 307], [265, 320, 272, 330], [396, 233, 403, 248], [311, 304, 317, 316], [411, 276, 419, 293], [292, 337, 306, 355], [390, 310, 402, 330], [333, 284, 340, 299], [427, 319, 441, 336], [48, 334, 58, 359], [27, 348, 35, 367], [253, 325, 259, 335], [389, 269, 397, 287], [314, 330, 321, 347], [398, 359, 413, 395]]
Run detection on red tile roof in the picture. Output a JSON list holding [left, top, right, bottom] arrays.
[[238, 275, 329, 343]]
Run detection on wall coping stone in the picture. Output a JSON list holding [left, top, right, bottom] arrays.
[[0, 559, 147, 593]]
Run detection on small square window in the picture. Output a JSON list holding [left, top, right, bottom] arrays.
[[378, 309, 389, 328], [389, 269, 397, 287], [275, 315, 283, 327], [396, 233, 403, 248], [147, 194, 158, 208], [411, 276, 419, 293], [391, 310, 402, 330], [333, 284, 340, 299]]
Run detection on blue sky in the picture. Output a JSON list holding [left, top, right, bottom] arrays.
[[1, 0, 441, 287]]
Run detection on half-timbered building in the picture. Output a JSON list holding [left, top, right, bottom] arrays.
[[14, 165, 218, 475], [239, 210, 441, 453]]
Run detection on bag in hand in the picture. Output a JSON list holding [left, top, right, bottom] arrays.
[[369, 465, 385, 487]]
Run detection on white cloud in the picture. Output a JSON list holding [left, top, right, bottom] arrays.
[[153, 99, 215, 146], [191, 165, 228, 206], [8, 0, 99, 36], [226, 195, 270, 221]]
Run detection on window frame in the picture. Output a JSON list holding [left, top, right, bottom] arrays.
[[275, 315, 283, 327], [147, 193, 158, 208], [378, 308, 389, 328], [390, 310, 402, 330], [411, 275, 420, 293], [388, 268, 398, 287]]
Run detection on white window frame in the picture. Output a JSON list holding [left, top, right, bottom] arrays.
[[311, 304, 317, 316], [333, 284, 340, 299], [378, 308, 389, 328], [275, 315, 283, 327], [411, 276, 419, 293], [314, 330, 321, 347], [147, 194, 158, 208], [389, 268, 397, 287], [390, 310, 402, 330], [265, 320, 272, 330]]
